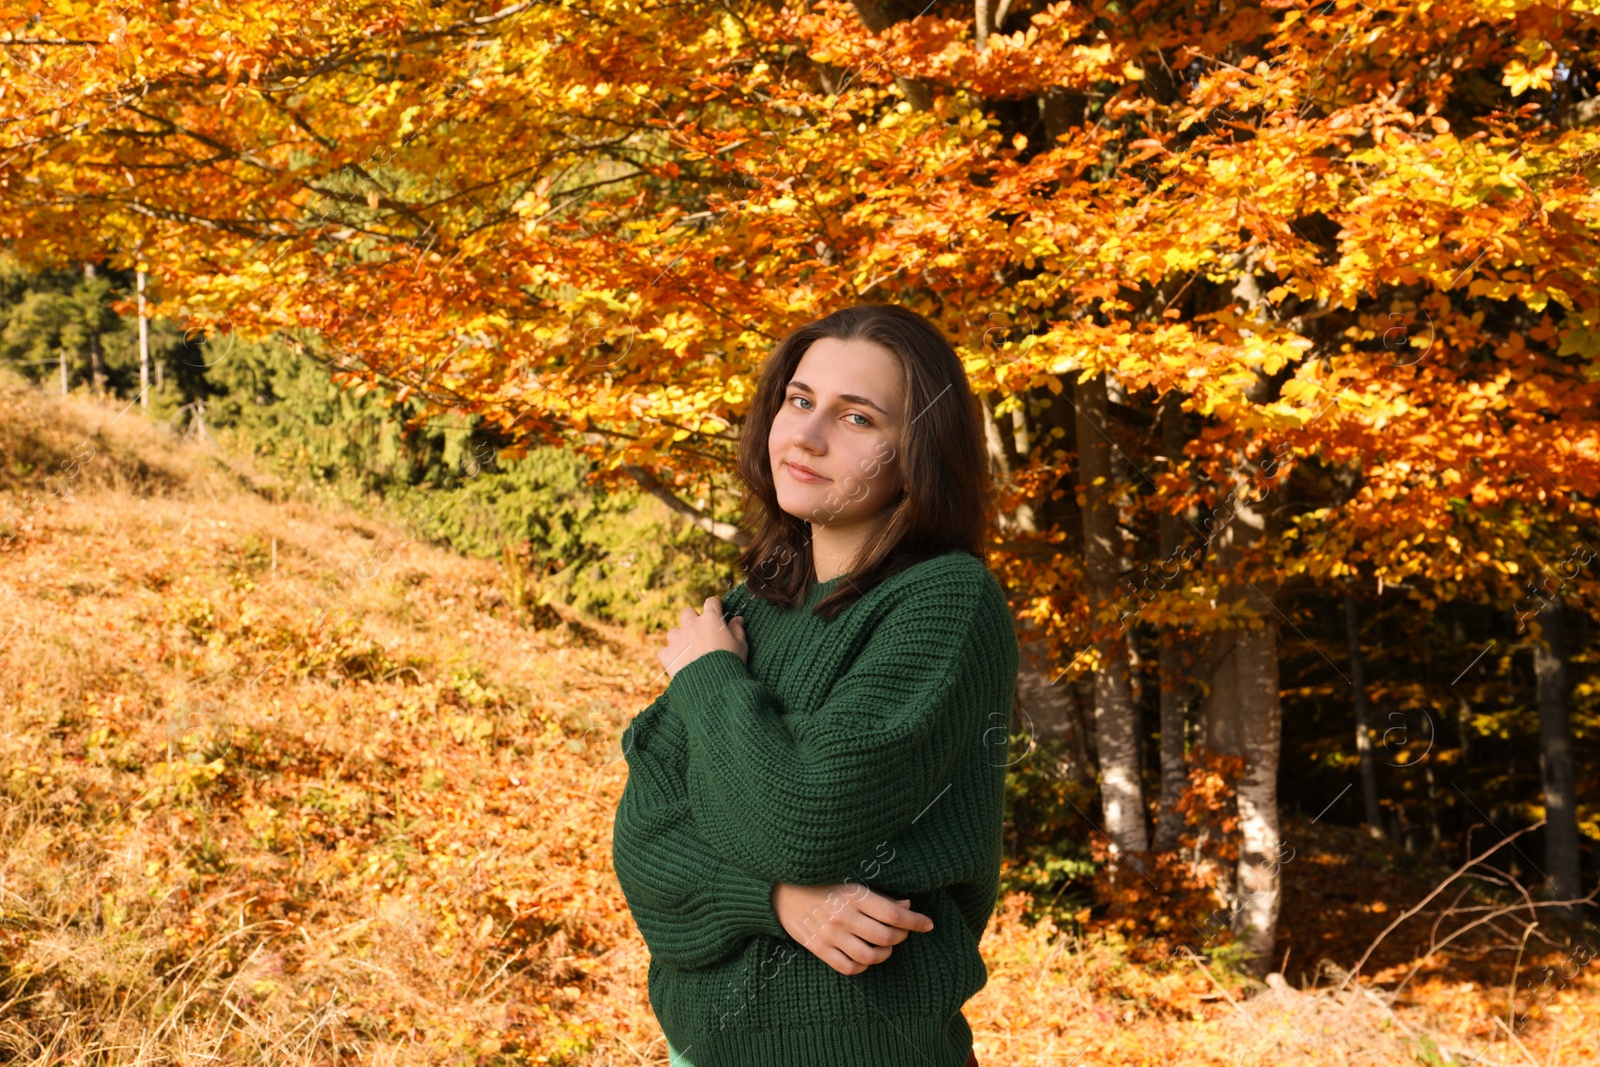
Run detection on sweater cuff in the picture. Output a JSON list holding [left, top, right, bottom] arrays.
[[714, 860, 788, 942], [666, 648, 749, 724]]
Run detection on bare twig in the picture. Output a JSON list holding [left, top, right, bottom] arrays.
[[1337, 820, 1546, 995]]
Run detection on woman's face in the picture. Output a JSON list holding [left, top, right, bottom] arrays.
[[768, 336, 906, 530]]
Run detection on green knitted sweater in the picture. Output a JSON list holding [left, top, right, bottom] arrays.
[[610, 548, 1020, 1067]]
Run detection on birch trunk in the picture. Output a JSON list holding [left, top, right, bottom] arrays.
[[137, 267, 152, 410], [1199, 452, 1283, 972], [1231, 621, 1282, 970], [1075, 372, 1148, 857]]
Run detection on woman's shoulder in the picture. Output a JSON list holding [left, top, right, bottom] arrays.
[[862, 552, 1013, 665], [866, 549, 1009, 623], [724, 550, 1004, 613], [885, 548, 999, 592]]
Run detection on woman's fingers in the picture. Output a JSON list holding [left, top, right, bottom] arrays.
[[858, 890, 934, 934], [814, 931, 892, 973], [819, 946, 868, 976], [828, 890, 932, 954], [837, 931, 894, 967], [865, 919, 911, 947], [773, 882, 933, 975], [843, 908, 911, 948]]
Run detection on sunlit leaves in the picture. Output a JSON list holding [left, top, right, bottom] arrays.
[[3, 0, 1599, 647]]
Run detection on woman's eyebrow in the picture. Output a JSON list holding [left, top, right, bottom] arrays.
[[788, 380, 891, 416], [844, 391, 896, 415]]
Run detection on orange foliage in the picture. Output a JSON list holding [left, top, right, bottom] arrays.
[[3, 0, 1598, 659], [1089, 747, 1247, 949]]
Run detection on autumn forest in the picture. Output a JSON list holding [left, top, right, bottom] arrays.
[[2, 0, 1598, 1063]]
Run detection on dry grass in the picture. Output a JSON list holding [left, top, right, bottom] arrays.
[[1, 374, 1595, 1065]]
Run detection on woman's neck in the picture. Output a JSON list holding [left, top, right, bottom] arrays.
[[808, 514, 890, 582]]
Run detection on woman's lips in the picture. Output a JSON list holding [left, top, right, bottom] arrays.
[[786, 461, 829, 483]]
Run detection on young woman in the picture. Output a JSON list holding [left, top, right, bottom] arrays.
[[611, 304, 1019, 1067]]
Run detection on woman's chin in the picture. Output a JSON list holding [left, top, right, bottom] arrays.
[[774, 490, 825, 520]]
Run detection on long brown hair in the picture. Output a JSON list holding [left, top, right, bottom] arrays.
[[735, 303, 994, 617]]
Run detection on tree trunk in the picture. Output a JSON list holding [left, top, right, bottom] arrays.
[[1534, 598, 1582, 923], [1344, 595, 1385, 838], [1015, 633, 1093, 786], [83, 261, 106, 395], [1153, 394, 1190, 853], [1451, 615, 1474, 767], [980, 392, 1075, 783], [1153, 631, 1188, 852], [1424, 761, 1442, 850], [1199, 448, 1283, 973], [846, 0, 932, 111], [1232, 620, 1283, 971], [1074, 372, 1148, 858], [137, 267, 152, 410]]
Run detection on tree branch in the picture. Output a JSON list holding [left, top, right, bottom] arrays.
[[622, 464, 750, 546]]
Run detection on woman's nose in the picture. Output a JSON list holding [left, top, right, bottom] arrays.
[[791, 413, 826, 451]]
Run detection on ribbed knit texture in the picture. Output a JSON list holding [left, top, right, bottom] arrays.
[[610, 549, 1020, 1067]]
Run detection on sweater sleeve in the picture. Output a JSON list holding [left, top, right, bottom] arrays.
[[611, 694, 790, 972], [669, 559, 1006, 886]]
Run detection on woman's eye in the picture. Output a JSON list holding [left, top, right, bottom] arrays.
[[788, 395, 810, 410], [845, 413, 870, 427]]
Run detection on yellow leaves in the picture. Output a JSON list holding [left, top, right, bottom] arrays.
[[1279, 377, 1321, 405], [147, 758, 227, 802], [1502, 41, 1557, 97], [395, 104, 426, 138], [445, 713, 495, 746]]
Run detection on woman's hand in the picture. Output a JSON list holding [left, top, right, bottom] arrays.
[[770, 882, 934, 976], [657, 596, 747, 679]]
